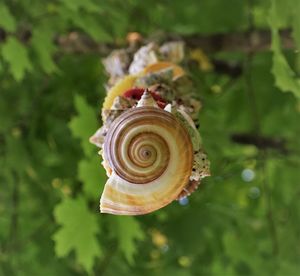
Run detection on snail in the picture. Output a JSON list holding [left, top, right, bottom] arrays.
[[91, 40, 210, 215]]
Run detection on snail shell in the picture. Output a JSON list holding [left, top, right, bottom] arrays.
[[100, 106, 194, 215]]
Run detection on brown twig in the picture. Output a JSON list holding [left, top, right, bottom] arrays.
[[0, 28, 294, 55], [0, 27, 293, 78], [183, 29, 293, 53], [231, 133, 287, 154]]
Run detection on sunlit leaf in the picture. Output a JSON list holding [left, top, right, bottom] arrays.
[[1, 37, 32, 81], [69, 95, 98, 157], [53, 196, 102, 272], [31, 27, 58, 74], [0, 3, 16, 32], [269, 0, 300, 99], [78, 155, 106, 200]]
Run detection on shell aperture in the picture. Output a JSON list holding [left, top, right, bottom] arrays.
[[90, 40, 210, 215]]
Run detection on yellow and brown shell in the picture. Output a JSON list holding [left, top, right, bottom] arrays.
[[90, 41, 210, 215]]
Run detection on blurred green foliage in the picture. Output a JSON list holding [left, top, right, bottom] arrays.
[[1, 0, 300, 275]]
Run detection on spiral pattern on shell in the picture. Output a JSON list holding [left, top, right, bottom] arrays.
[[101, 106, 194, 214]]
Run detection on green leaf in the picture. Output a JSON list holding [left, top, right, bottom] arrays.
[[5, 135, 29, 173], [1, 37, 32, 81], [0, 3, 16, 32], [111, 217, 145, 264], [53, 196, 102, 273], [60, 7, 112, 42], [31, 27, 58, 74], [69, 95, 98, 157], [78, 155, 107, 200], [74, 15, 112, 42], [292, 1, 300, 47], [271, 33, 300, 98], [59, 0, 100, 13], [269, 0, 300, 99]]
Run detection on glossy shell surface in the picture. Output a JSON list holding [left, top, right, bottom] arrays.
[[101, 106, 194, 215]]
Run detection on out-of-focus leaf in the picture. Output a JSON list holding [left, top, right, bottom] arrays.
[[267, 159, 297, 205], [69, 95, 98, 156], [270, 29, 300, 98], [269, 0, 300, 99], [75, 15, 112, 42], [1, 37, 32, 81], [111, 217, 145, 264], [60, 7, 112, 42], [292, 1, 300, 47], [53, 196, 102, 272], [0, 3, 16, 32], [78, 155, 106, 200], [31, 27, 58, 74], [59, 0, 100, 13]]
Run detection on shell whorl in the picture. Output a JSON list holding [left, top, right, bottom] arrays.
[[104, 106, 192, 184], [136, 89, 158, 108], [101, 106, 194, 214]]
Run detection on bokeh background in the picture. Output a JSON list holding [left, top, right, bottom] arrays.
[[1, 0, 300, 275]]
